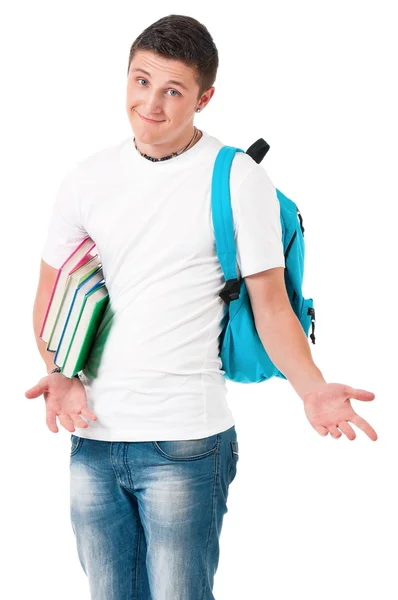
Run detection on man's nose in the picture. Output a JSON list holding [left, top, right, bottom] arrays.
[[144, 92, 164, 114]]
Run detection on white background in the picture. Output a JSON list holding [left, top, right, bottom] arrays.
[[2, 1, 397, 598]]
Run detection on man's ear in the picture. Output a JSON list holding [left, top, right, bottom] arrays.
[[199, 86, 216, 110]]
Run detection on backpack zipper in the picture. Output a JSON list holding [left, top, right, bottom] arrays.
[[285, 230, 297, 260]]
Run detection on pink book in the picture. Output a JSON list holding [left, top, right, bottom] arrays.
[[40, 237, 97, 345]]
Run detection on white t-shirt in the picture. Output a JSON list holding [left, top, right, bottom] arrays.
[[41, 130, 285, 441]]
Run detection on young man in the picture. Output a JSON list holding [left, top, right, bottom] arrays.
[[25, 14, 377, 600]]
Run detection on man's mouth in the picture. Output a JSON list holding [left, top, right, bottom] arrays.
[[136, 112, 165, 124]]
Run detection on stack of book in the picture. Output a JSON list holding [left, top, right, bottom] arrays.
[[40, 237, 110, 378]]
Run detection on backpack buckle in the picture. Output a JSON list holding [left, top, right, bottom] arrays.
[[307, 307, 316, 344], [219, 278, 240, 306]]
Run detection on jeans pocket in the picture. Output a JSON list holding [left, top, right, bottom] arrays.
[[228, 439, 239, 485], [153, 433, 219, 461], [70, 434, 83, 457]]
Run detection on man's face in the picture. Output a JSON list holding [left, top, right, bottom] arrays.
[[126, 50, 210, 145]]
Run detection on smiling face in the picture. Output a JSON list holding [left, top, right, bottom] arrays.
[[126, 49, 214, 156]]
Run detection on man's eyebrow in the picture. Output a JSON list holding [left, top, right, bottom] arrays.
[[130, 68, 188, 91]]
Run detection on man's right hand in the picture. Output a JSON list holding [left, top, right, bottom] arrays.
[[25, 373, 98, 433]]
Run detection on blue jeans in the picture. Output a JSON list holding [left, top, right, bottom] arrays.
[[69, 425, 239, 600]]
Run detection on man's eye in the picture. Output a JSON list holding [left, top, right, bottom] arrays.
[[137, 79, 180, 96]]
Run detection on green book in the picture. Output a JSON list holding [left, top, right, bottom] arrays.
[[61, 282, 110, 378]]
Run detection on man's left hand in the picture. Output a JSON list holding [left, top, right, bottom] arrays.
[[302, 383, 377, 441]]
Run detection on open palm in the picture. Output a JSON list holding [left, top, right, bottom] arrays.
[[25, 373, 97, 433], [302, 383, 377, 441]]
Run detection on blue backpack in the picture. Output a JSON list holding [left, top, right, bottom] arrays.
[[212, 138, 316, 383]]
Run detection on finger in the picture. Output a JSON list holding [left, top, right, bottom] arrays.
[[69, 413, 89, 429], [80, 407, 98, 422], [46, 410, 59, 433], [328, 425, 342, 439], [345, 387, 375, 402], [58, 412, 76, 433], [314, 425, 328, 437], [350, 414, 378, 441], [336, 421, 356, 441], [25, 382, 47, 399]]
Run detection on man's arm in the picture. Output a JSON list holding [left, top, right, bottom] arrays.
[[244, 265, 377, 441], [26, 259, 97, 434], [32, 259, 61, 375], [244, 266, 326, 398]]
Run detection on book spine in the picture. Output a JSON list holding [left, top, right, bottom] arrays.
[[53, 265, 103, 361], [39, 236, 95, 341], [74, 296, 110, 374]]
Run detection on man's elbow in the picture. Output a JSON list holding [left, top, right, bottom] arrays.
[[244, 268, 291, 322]]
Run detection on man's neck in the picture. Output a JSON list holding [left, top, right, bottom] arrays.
[[135, 127, 202, 159]]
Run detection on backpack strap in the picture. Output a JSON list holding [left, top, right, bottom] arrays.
[[212, 146, 245, 305], [246, 138, 270, 164]]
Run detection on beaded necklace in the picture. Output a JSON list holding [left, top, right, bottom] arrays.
[[133, 127, 201, 162]]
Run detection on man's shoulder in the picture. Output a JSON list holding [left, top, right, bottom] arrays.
[[74, 136, 130, 176], [203, 131, 259, 179]]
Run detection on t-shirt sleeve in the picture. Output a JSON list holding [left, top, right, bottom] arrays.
[[41, 166, 88, 269], [230, 164, 285, 278]]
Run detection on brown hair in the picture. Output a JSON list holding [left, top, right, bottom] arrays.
[[127, 14, 219, 99]]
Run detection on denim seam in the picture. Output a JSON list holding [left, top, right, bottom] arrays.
[[70, 435, 83, 457], [109, 442, 118, 481], [201, 438, 219, 600], [123, 442, 135, 491], [228, 440, 239, 483], [228, 456, 239, 483], [227, 441, 233, 484], [134, 524, 142, 600], [109, 442, 125, 492]]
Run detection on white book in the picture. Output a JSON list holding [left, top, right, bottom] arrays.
[[40, 236, 96, 344], [47, 255, 101, 352], [54, 266, 104, 367]]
